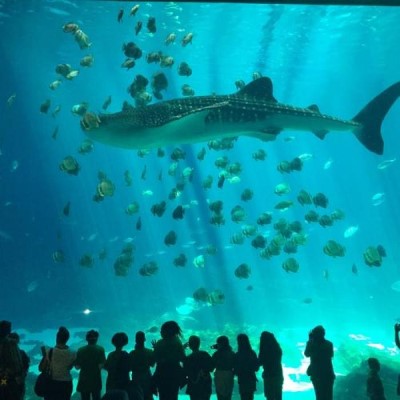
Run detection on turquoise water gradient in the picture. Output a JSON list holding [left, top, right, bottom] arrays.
[[1, 1, 400, 398]]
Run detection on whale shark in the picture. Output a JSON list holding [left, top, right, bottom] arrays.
[[80, 77, 400, 154]]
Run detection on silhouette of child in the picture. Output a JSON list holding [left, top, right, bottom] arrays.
[[367, 357, 386, 400]]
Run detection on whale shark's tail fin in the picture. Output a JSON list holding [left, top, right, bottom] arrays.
[[352, 81, 400, 155]]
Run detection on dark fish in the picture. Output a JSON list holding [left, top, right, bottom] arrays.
[[117, 9, 124, 23], [164, 230, 177, 246], [146, 326, 158, 333], [40, 99, 51, 114], [352, 263, 358, 275], [52, 126, 59, 140], [136, 217, 142, 231], [141, 165, 147, 180], [172, 205, 185, 220], [135, 21, 142, 35], [102, 96, 112, 111], [147, 17, 156, 33], [217, 175, 225, 189], [63, 201, 71, 216]]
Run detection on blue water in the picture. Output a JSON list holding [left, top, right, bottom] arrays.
[[1, 1, 400, 398]]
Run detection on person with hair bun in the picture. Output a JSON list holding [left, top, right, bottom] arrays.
[[40, 326, 76, 400]]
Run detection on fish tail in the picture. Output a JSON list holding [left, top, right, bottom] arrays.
[[352, 81, 400, 155]]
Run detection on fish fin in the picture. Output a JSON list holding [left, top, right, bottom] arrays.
[[236, 77, 277, 102], [245, 129, 279, 142], [313, 129, 329, 140], [307, 104, 321, 112], [352, 81, 400, 155]]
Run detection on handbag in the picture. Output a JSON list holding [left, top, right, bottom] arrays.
[[34, 348, 53, 397]]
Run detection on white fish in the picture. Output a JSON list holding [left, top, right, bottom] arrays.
[[10, 160, 19, 172], [123, 237, 135, 243], [298, 153, 313, 161], [87, 233, 98, 241], [343, 225, 359, 238], [142, 190, 153, 196], [27, 280, 39, 293], [377, 158, 396, 170], [0, 230, 12, 241], [371, 192, 385, 206], [323, 158, 333, 170]]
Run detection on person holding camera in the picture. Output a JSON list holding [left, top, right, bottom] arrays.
[[304, 325, 335, 400], [211, 336, 235, 400]]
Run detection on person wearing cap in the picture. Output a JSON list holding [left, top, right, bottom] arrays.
[[304, 325, 335, 400], [75, 329, 106, 400], [211, 336, 235, 400]]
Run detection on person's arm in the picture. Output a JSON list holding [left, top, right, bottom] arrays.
[[395, 324, 400, 349]]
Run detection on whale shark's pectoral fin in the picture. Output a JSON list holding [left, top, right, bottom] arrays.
[[245, 128, 280, 142]]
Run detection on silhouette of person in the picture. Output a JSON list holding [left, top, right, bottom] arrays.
[[0, 320, 24, 400], [233, 333, 259, 400], [42, 326, 76, 400], [129, 331, 155, 400], [258, 331, 283, 400], [104, 332, 130, 393], [304, 325, 335, 400], [8, 332, 29, 399], [211, 336, 235, 400], [75, 329, 106, 400], [366, 357, 386, 400], [152, 321, 186, 400], [394, 323, 400, 349], [394, 324, 400, 395], [183, 335, 214, 400]]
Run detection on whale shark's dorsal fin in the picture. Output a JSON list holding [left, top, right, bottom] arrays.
[[236, 77, 277, 102]]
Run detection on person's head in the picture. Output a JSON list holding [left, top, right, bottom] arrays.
[[160, 321, 182, 339], [135, 331, 145, 349], [368, 357, 381, 372], [0, 320, 11, 339], [310, 325, 325, 341], [8, 332, 20, 344], [215, 335, 231, 351], [112, 332, 129, 349], [188, 335, 200, 351], [86, 329, 99, 345], [56, 326, 70, 345], [259, 331, 281, 359], [237, 333, 252, 352]]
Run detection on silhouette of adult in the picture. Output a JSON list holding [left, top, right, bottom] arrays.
[[394, 323, 400, 349], [8, 332, 30, 400], [41, 326, 76, 400], [258, 331, 283, 400], [0, 320, 24, 400], [304, 325, 335, 400], [211, 336, 235, 400], [366, 357, 386, 400], [152, 321, 186, 400], [104, 332, 130, 393], [129, 331, 155, 400], [233, 333, 259, 400], [75, 329, 106, 400], [183, 335, 214, 400]]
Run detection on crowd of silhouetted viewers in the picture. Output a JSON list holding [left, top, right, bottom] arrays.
[[1, 319, 399, 400]]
